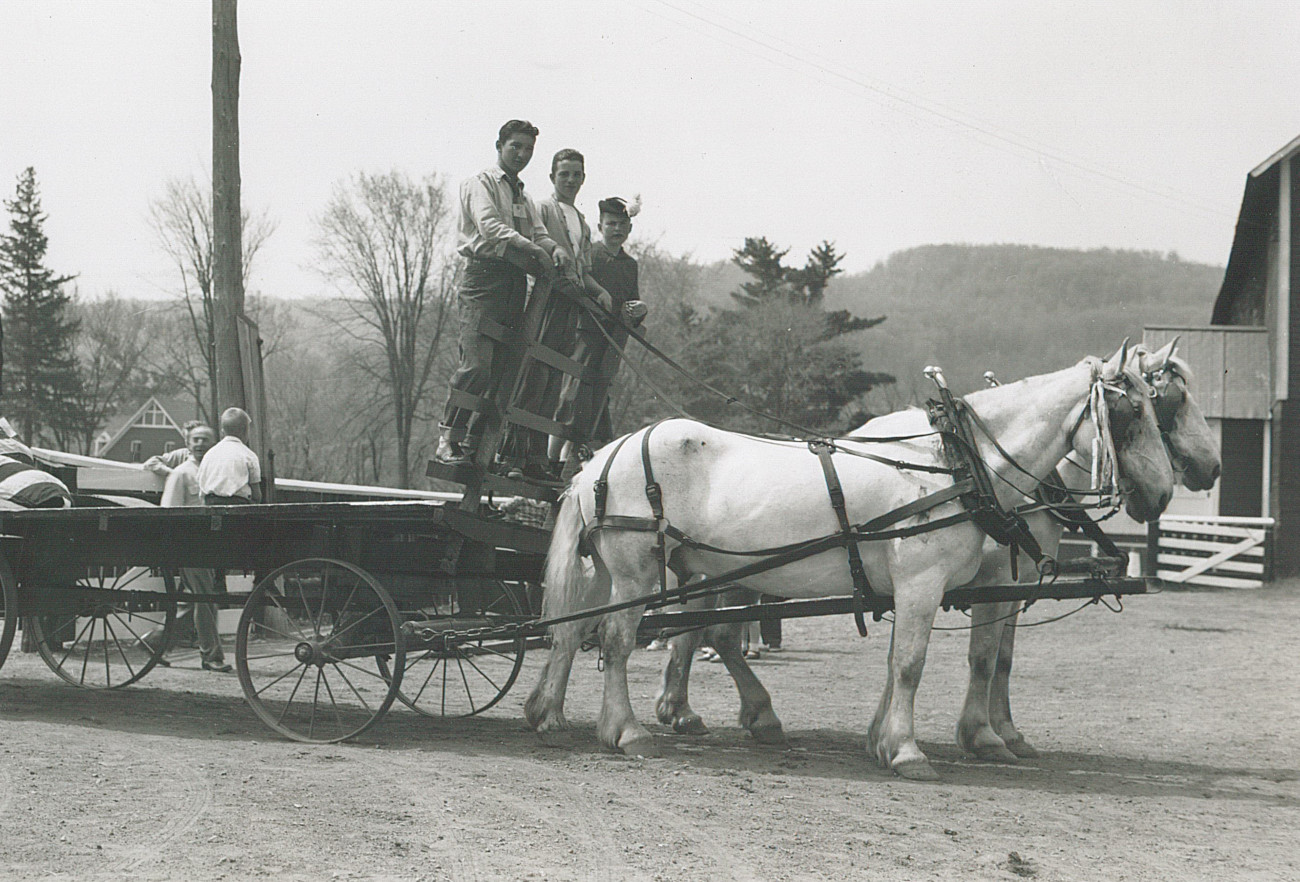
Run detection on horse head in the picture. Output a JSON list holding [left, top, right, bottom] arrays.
[[1137, 338, 1221, 492], [1082, 341, 1174, 522]]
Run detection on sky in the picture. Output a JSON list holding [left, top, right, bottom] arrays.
[[2, 0, 1299, 303]]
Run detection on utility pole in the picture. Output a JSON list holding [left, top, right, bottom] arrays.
[[211, 0, 245, 412]]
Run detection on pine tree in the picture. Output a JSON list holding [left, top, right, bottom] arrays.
[[687, 236, 891, 433], [0, 168, 85, 446]]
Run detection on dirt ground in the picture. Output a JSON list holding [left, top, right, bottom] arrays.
[[1, 579, 1297, 882]]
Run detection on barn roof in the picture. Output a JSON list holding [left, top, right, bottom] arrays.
[[1211, 135, 1300, 326]]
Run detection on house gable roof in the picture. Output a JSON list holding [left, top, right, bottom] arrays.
[[97, 395, 198, 456]]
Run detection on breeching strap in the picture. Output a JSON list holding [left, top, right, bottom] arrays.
[[810, 440, 872, 636]]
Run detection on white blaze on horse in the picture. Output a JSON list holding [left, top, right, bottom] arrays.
[[955, 338, 1219, 761], [525, 344, 1174, 779]]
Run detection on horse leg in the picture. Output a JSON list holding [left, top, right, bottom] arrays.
[[710, 622, 785, 745], [655, 579, 714, 735], [990, 605, 1039, 758], [523, 615, 593, 747], [871, 576, 945, 781], [524, 559, 608, 746], [655, 625, 710, 735], [956, 601, 1019, 762], [596, 602, 660, 757]]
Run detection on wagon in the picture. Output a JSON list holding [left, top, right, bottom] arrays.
[[0, 488, 1152, 744], [0, 277, 1155, 744]]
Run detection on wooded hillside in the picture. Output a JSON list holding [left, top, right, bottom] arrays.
[[822, 244, 1223, 406]]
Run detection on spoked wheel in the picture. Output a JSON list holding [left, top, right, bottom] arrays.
[[378, 580, 530, 718], [28, 566, 178, 689], [236, 558, 404, 743], [0, 557, 17, 672]]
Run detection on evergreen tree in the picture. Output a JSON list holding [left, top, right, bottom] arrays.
[[684, 237, 891, 433], [0, 168, 85, 446]]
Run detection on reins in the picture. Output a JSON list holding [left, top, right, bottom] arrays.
[[566, 295, 1149, 635]]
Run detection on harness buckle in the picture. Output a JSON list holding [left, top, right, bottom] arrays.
[[645, 481, 663, 515]]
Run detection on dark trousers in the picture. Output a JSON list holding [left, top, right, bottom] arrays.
[[502, 283, 583, 461], [442, 258, 529, 445], [204, 494, 251, 505], [554, 325, 623, 447]]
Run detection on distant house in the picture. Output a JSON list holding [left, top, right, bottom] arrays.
[[93, 396, 199, 463]]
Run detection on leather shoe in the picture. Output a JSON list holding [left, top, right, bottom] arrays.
[[435, 435, 470, 465], [202, 660, 233, 673]]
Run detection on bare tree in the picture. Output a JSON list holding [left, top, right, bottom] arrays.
[[148, 176, 275, 423], [71, 293, 169, 454], [313, 170, 457, 488]]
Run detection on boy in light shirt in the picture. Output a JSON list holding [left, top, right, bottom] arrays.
[[197, 407, 262, 504]]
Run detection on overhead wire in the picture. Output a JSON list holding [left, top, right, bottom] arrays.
[[639, 0, 1230, 222]]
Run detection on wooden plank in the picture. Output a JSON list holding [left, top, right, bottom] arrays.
[[75, 467, 165, 493], [1157, 553, 1264, 575], [1159, 522, 1258, 543], [1160, 514, 1275, 527], [1158, 570, 1262, 589], [1160, 535, 1265, 555]]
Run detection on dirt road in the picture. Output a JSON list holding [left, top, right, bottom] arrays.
[[2, 581, 1297, 881]]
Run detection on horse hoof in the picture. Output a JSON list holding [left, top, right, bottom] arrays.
[[673, 715, 709, 736], [619, 735, 661, 758], [750, 724, 787, 746], [1004, 738, 1039, 759], [972, 743, 1020, 764], [892, 758, 940, 781]]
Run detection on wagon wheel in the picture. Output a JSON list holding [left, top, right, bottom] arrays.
[[0, 556, 17, 672], [235, 558, 404, 744], [378, 580, 530, 718], [28, 567, 178, 689]]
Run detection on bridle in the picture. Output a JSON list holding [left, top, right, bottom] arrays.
[[1062, 360, 1152, 501]]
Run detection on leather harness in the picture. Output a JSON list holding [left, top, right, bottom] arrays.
[[578, 382, 1068, 636]]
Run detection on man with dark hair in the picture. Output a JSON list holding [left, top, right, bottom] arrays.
[[506, 147, 613, 479], [553, 195, 646, 474], [436, 120, 572, 467]]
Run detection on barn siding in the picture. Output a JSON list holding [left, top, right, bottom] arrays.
[[1278, 155, 1300, 575]]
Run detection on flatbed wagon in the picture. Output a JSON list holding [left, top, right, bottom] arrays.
[[0, 491, 1151, 743]]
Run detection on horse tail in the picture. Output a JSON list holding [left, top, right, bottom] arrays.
[[541, 488, 592, 621]]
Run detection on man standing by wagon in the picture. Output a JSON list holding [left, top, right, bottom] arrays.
[[435, 120, 572, 468]]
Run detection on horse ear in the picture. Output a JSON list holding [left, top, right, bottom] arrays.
[[1152, 336, 1178, 366], [1103, 338, 1129, 380]]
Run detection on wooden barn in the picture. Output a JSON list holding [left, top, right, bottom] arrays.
[[1143, 133, 1300, 582]]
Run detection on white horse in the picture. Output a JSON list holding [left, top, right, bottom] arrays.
[[650, 341, 1217, 762], [524, 345, 1174, 779], [955, 340, 1219, 760]]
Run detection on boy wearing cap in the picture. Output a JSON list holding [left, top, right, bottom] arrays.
[[553, 196, 646, 472]]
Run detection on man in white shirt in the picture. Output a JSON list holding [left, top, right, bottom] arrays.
[[197, 408, 262, 504]]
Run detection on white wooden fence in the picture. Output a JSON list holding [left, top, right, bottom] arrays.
[[1152, 515, 1273, 588]]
